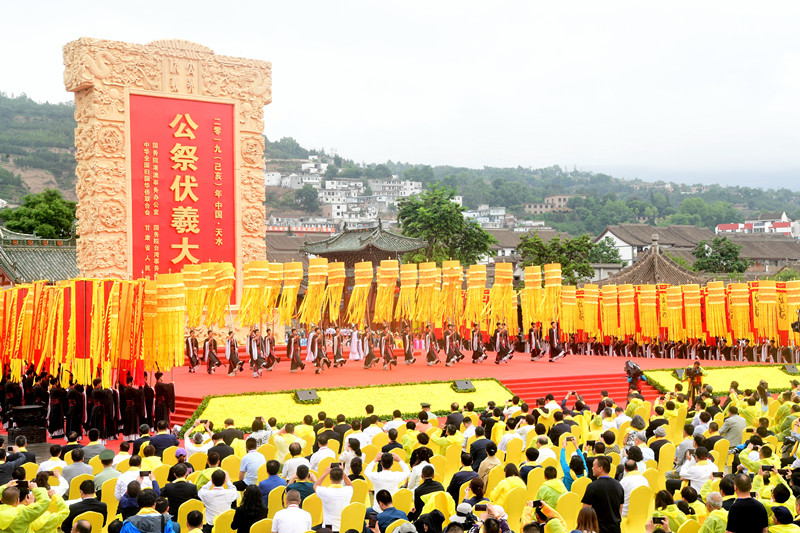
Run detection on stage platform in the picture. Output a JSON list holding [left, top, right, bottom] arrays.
[[167, 353, 747, 427]]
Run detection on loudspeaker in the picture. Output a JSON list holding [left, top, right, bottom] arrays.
[[785, 365, 799, 374], [674, 369, 685, 380], [296, 390, 319, 401], [453, 380, 474, 391]]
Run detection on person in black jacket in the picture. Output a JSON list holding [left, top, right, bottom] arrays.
[[410, 465, 444, 521], [0, 448, 27, 485], [220, 419, 244, 446], [469, 427, 490, 472], [447, 452, 478, 502], [63, 480, 108, 533], [445, 403, 464, 430], [161, 463, 199, 520], [207, 433, 235, 461]]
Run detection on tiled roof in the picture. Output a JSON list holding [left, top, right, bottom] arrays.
[[727, 234, 800, 261], [759, 212, 785, 221], [264, 234, 330, 268], [597, 245, 709, 286], [599, 224, 715, 248], [300, 224, 426, 255], [0, 226, 78, 284]]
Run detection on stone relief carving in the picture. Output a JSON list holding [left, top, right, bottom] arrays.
[[64, 37, 269, 277]]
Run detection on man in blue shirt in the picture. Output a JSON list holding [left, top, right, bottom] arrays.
[[235, 438, 266, 490], [375, 489, 408, 533], [257, 459, 287, 512], [149, 420, 179, 458]]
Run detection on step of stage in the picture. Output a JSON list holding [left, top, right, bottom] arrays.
[[502, 373, 662, 408]]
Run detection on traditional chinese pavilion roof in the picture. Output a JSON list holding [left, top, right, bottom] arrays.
[[0, 226, 79, 285], [597, 238, 709, 287], [299, 221, 426, 266]]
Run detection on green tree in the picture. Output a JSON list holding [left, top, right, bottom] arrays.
[[324, 165, 339, 178], [0, 188, 76, 238], [517, 233, 596, 285], [397, 185, 496, 265], [771, 268, 800, 282], [691, 237, 750, 273], [294, 184, 319, 213], [587, 237, 624, 265]]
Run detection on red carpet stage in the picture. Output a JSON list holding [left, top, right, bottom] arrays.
[[168, 353, 746, 427]]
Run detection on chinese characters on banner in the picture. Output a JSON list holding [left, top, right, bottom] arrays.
[[130, 95, 235, 278]]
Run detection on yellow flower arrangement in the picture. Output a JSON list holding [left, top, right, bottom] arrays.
[[644, 364, 794, 396], [192, 378, 512, 429]]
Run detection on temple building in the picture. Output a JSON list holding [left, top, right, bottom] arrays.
[[0, 227, 79, 287], [300, 221, 426, 267]]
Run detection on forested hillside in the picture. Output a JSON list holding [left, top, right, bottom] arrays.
[[0, 93, 76, 202]]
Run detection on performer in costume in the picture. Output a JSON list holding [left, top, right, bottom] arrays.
[[445, 324, 462, 367], [471, 323, 487, 363], [250, 327, 266, 377], [349, 326, 362, 361], [288, 328, 304, 373], [382, 327, 397, 370], [315, 326, 332, 374], [264, 328, 277, 371], [528, 322, 544, 361], [185, 329, 199, 373], [225, 330, 243, 376], [47, 377, 66, 439], [332, 326, 346, 367], [122, 375, 144, 441], [204, 330, 221, 374], [154, 372, 175, 427], [142, 373, 155, 428], [548, 321, 566, 362], [402, 324, 416, 365], [65, 381, 83, 437], [88, 378, 107, 440], [495, 324, 510, 364], [306, 326, 318, 368], [425, 325, 441, 366], [363, 326, 378, 369]]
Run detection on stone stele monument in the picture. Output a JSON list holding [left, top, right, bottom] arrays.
[[63, 37, 270, 285]]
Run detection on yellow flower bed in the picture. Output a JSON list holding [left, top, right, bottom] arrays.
[[644, 364, 794, 395], [193, 379, 512, 429]]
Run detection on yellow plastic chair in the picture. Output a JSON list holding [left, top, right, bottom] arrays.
[[556, 491, 581, 530], [350, 478, 369, 504], [643, 468, 662, 492], [327, 439, 341, 455], [301, 493, 323, 527], [163, 446, 179, 466], [22, 462, 39, 480], [393, 488, 413, 515], [504, 439, 524, 467], [570, 475, 591, 500], [153, 464, 170, 488], [504, 486, 526, 533], [65, 452, 75, 466], [445, 444, 462, 482], [372, 432, 390, 449], [250, 518, 272, 533], [257, 463, 269, 483], [713, 438, 730, 471], [69, 473, 94, 500], [526, 467, 545, 500], [101, 477, 119, 518], [221, 455, 242, 480], [339, 502, 367, 533], [74, 511, 104, 532], [116, 458, 130, 472], [621, 485, 652, 533], [317, 456, 335, 475], [211, 508, 235, 533], [386, 520, 410, 533], [267, 486, 286, 518], [178, 499, 205, 528], [485, 464, 504, 496], [362, 444, 379, 464], [657, 443, 676, 476], [644, 459, 657, 470], [430, 455, 446, 477], [677, 520, 701, 533], [187, 471, 201, 484], [258, 443, 276, 462], [189, 452, 208, 473]]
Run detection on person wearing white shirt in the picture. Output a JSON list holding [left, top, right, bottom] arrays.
[[185, 430, 212, 459], [619, 459, 649, 517], [535, 437, 557, 463], [382, 411, 405, 433], [365, 452, 411, 509], [461, 419, 476, 451], [114, 455, 155, 500], [678, 446, 718, 492], [614, 407, 632, 429], [362, 417, 382, 444], [112, 442, 132, 467], [271, 489, 312, 533], [503, 396, 522, 418], [498, 431, 523, 453], [406, 448, 434, 490], [282, 442, 310, 480], [631, 432, 654, 462], [199, 470, 239, 527], [38, 445, 68, 473], [515, 414, 537, 442], [314, 464, 354, 532], [543, 395, 561, 413], [309, 436, 336, 472]]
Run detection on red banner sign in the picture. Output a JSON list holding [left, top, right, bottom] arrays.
[[130, 95, 236, 278]]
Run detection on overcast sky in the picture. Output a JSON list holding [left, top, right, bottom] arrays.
[[3, 1, 799, 188]]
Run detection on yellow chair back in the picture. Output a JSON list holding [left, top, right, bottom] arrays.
[[153, 464, 171, 488], [178, 499, 205, 529], [622, 485, 652, 533], [101, 477, 119, 517], [393, 488, 414, 515], [250, 518, 272, 533], [362, 444, 379, 464], [371, 432, 390, 449], [267, 486, 286, 518], [657, 443, 676, 476], [556, 491, 581, 530], [676, 519, 701, 533], [69, 474, 94, 500], [87, 456, 103, 476], [339, 502, 367, 533], [301, 493, 323, 527], [570, 475, 591, 500], [485, 464, 504, 496], [526, 467, 545, 500], [504, 439, 524, 467], [386, 520, 410, 533], [189, 452, 208, 473], [713, 438, 730, 471], [504, 486, 526, 533], [211, 508, 235, 533], [23, 462, 39, 480], [221, 455, 241, 479], [350, 478, 369, 504], [74, 511, 104, 532], [163, 446, 179, 466], [116, 458, 130, 472], [258, 443, 276, 462]]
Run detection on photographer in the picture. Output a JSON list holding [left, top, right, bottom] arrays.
[[683, 361, 706, 401]]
